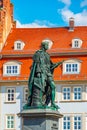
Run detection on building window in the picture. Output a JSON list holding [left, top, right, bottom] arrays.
[[16, 43, 21, 50], [63, 59, 81, 74], [66, 63, 78, 73], [3, 61, 21, 76], [74, 116, 81, 130], [6, 115, 15, 129], [6, 88, 15, 102], [74, 40, 79, 48], [74, 87, 82, 100], [14, 40, 25, 50], [63, 88, 70, 100], [24, 88, 28, 102], [6, 65, 19, 75], [61, 86, 83, 102], [63, 116, 71, 130], [72, 38, 83, 48]]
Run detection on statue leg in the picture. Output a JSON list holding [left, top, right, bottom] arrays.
[[49, 81, 58, 109], [28, 94, 32, 106], [49, 81, 55, 104]]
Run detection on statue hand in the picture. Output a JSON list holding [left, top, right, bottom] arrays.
[[56, 60, 64, 66], [58, 60, 64, 65], [62, 60, 64, 63]]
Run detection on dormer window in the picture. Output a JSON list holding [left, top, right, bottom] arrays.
[[74, 40, 79, 48], [14, 40, 25, 50], [16, 43, 21, 50], [72, 38, 82, 48]]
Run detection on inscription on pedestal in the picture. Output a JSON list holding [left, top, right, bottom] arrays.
[[51, 123, 58, 130]]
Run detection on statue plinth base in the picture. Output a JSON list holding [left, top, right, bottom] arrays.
[[19, 108, 63, 130]]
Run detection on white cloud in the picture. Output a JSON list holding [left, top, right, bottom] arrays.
[[58, 0, 71, 6], [74, 10, 87, 25], [16, 20, 57, 28], [58, 8, 74, 22], [58, 8, 87, 26], [58, 0, 87, 26], [81, 0, 87, 7]]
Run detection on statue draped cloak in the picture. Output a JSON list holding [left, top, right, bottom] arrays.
[[28, 49, 61, 106], [28, 49, 56, 91]]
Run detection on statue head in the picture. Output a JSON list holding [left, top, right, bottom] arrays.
[[41, 39, 53, 50]]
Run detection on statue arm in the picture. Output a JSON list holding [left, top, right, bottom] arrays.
[[50, 60, 64, 70]]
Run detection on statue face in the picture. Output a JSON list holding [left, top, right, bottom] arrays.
[[44, 43, 49, 50], [41, 39, 53, 50]]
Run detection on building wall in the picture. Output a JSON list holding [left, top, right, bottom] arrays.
[[56, 84, 87, 130], [0, 85, 27, 130], [0, 0, 16, 50], [86, 116, 87, 130], [57, 84, 87, 113]]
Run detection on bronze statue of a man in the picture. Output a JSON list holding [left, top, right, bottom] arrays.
[[27, 39, 63, 109]]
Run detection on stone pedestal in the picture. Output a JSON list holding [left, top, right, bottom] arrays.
[[19, 109, 63, 130]]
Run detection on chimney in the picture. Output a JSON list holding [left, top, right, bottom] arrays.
[[69, 17, 74, 31]]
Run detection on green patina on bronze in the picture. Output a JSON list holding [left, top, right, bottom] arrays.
[[23, 104, 60, 111], [24, 40, 63, 110]]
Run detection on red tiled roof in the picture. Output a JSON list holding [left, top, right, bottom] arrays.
[[2, 26, 87, 55], [1, 26, 87, 82]]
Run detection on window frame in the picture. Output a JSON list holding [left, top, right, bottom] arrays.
[[6, 114, 15, 129], [3, 61, 21, 76], [65, 63, 79, 74], [74, 116, 82, 130], [63, 59, 81, 75], [61, 85, 83, 102], [73, 87, 82, 100], [24, 87, 28, 102], [6, 87, 16, 103], [72, 38, 83, 48], [14, 40, 25, 50], [74, 40, 79, 48], [63, 116, 71, 130], [5, 65, 19, 76], [62, 87, 71, 100], [16, 42, 22, 50]]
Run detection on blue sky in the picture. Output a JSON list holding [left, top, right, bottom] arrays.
[[11, 0, 87, 28]]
